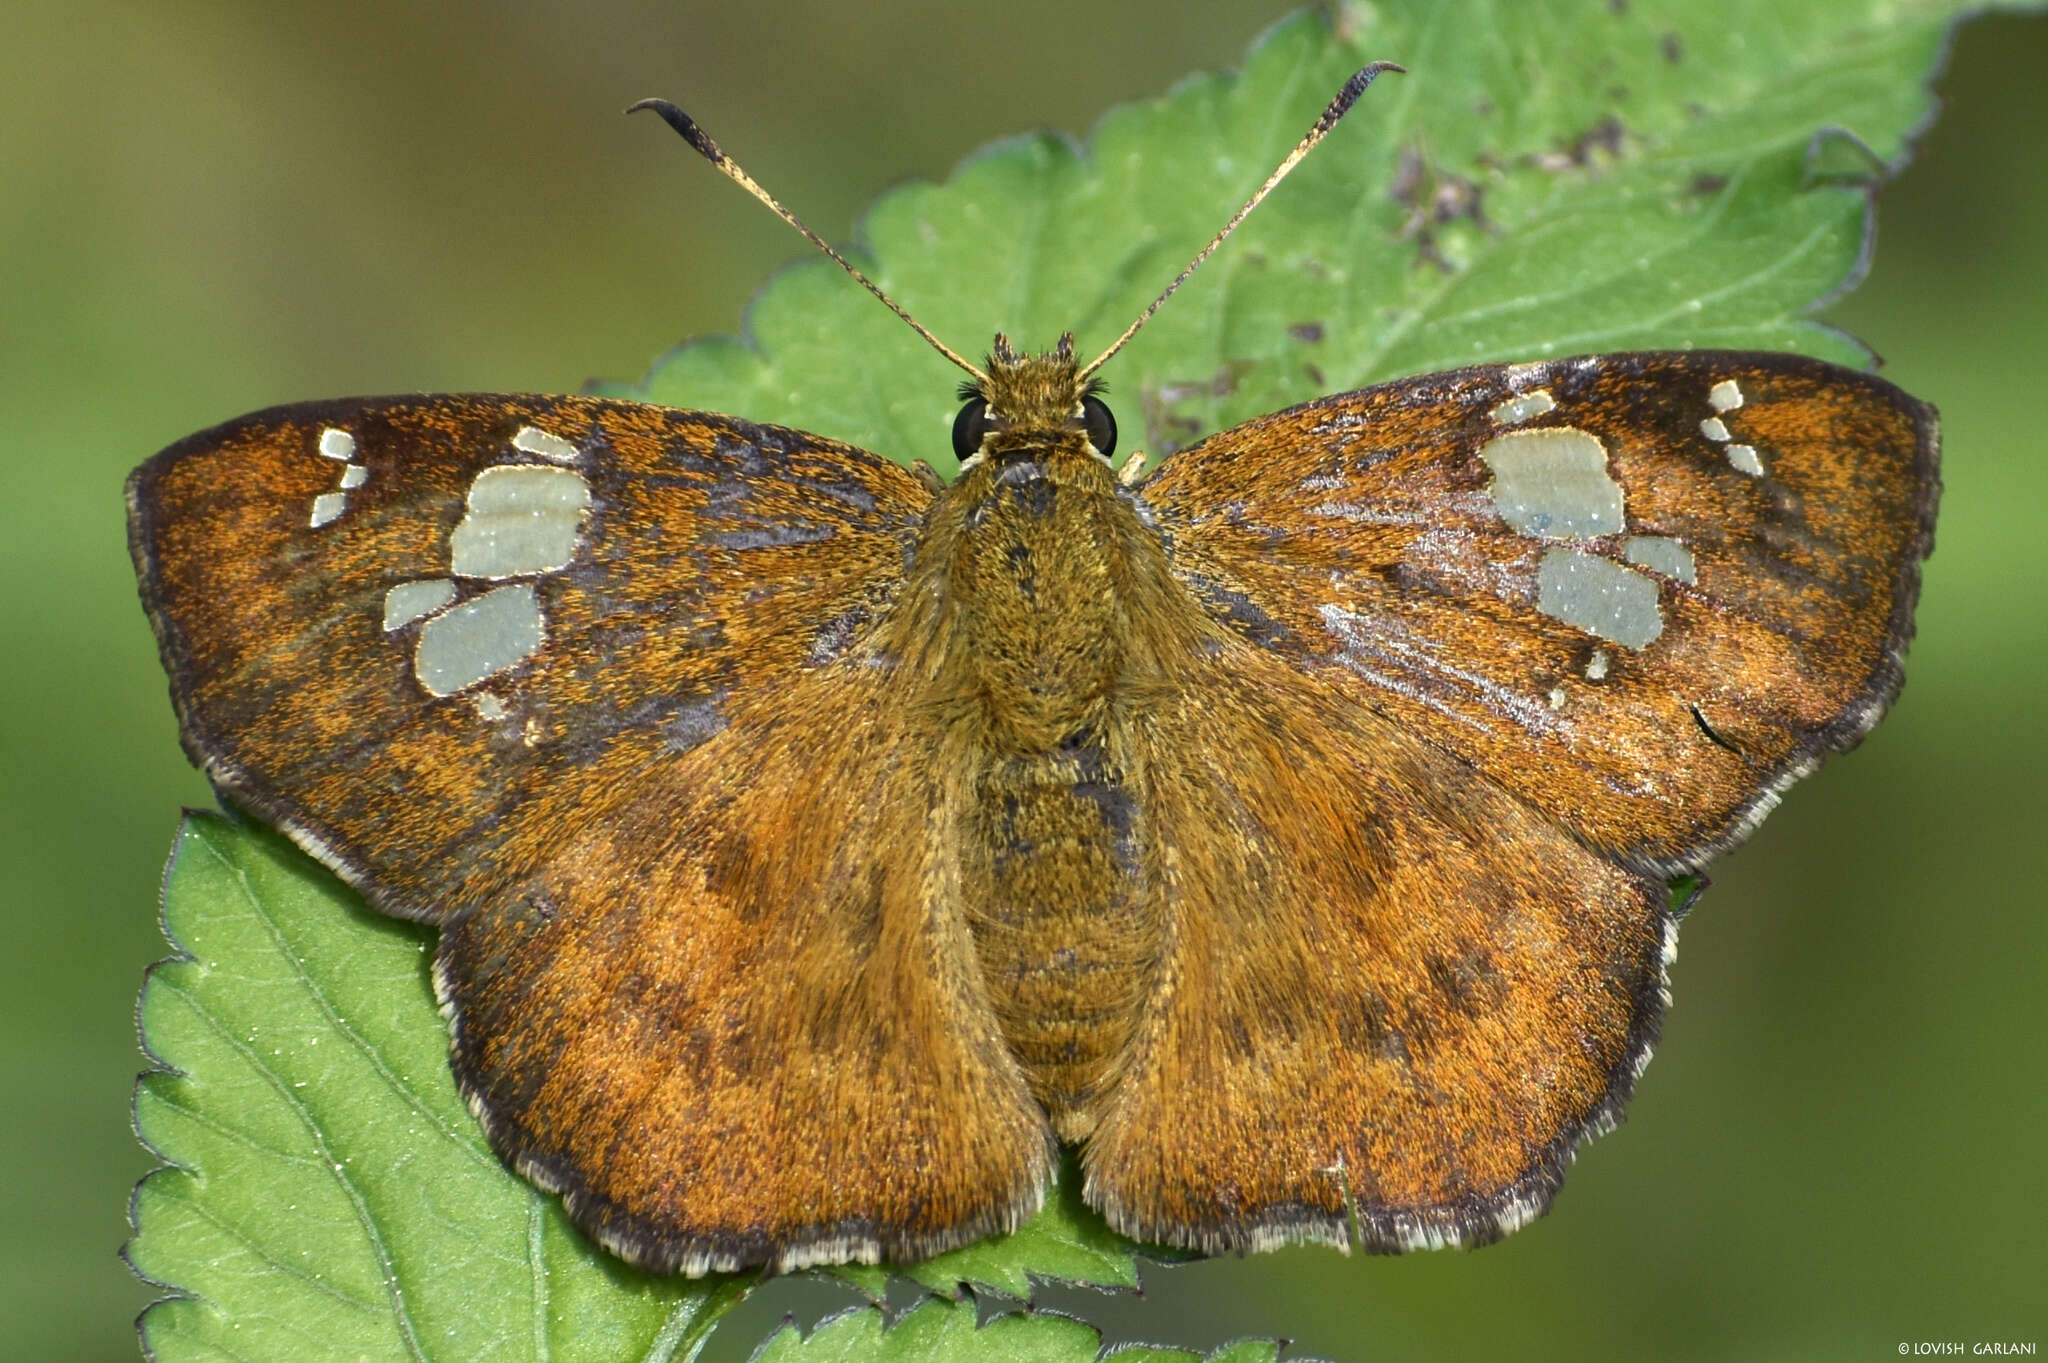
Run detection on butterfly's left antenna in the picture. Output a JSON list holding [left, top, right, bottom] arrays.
[[1079, 61, 1403, 380], [630, 98, 990, 385]]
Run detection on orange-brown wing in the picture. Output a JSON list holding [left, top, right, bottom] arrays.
[[1085, 641, 1672, 1253], [1139, 351, 1938, 872], [129, 392, 926, 920], [129, 394, 1053, 1270], [436, 660, 1055, 1272]]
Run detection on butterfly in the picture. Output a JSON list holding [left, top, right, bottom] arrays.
[[128, 66, 1938, 1274]]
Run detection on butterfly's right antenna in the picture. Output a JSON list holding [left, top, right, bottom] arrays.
[[631, 98, 990, 385], [1079, 61, 1403, 380]]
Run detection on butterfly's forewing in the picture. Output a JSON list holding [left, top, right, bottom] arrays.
[[1139, 351, 1938, 873], [1086, 641, 1672, 1253], [129, 395, 1054, 1271], [130, 394, 928, 916]]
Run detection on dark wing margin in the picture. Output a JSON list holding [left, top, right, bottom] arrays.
[[1138, 351, 1938, 874]]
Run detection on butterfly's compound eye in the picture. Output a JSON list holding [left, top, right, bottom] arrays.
[[1081, 395, 1118, 459], [952, 397, 992, 460]]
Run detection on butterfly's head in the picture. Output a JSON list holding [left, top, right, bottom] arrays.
[[950, 332, 1117, 470]]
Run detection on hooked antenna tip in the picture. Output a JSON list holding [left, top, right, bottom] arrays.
[[627, 98, 726, 166], [1321, 62, 1406, 131]]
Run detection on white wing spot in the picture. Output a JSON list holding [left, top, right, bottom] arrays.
[[1696, 379, 1772, 478], [1489, 389, 1556, 426], [414, 583, 542, 697], [1586, 648, 1612, 681], [1478, 427, 1624, 539], [511, 425, 580, 463], [1538, 548, 1664, 649], [1474, 426, 1684, 651], [1547, 686, 1567, 710], [1624, 535, 1698, 585], [307, 428, 367, 525], [448, 465, 593, 578], [384, 459, 594, 703], [383, 578, 457, 631]]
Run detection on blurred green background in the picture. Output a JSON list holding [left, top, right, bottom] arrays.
[[4, 3, 2042, 1360]]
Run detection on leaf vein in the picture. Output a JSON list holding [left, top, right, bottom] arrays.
[[189, 827, 435, 1362], [203, 829, 499, 1172]]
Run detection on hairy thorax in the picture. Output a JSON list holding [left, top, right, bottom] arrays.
[[893, 444, 1200, 1138]]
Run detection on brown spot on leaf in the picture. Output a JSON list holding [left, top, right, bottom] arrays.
[[1531, 115, 1628, 173], [1388, 146, 1492, 273]]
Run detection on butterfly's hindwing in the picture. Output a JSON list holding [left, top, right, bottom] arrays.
[[434, 659, 1055, 1273], [1087, 640, 1674, 1254], [1139, 351, 1939, 873]]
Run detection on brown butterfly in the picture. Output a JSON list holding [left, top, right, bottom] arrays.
[[127, 66, 1937, 1274]]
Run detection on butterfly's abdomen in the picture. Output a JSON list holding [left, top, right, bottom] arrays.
[[961, 740, 1158, 1138]]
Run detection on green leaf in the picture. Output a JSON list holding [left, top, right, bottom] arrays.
[[621, 0, 1981, 479], [748, 1297, 1277, 1363], [131, 2, 1986, 1358], [128, 816, 745, 1362]]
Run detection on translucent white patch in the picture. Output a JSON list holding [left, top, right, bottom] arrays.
[[511, 424, 580, 462], [318, 428, 356, 460], [414, 583, 541, 697], [339, 464, 368, 489], [1624, 535, 1698, 585], [1537, 549, 1663, 649], [1708, 379, 1744, 412], [1726, 444, 1765, 476], [448, 465, 592, 579], [382, 578, 457, 631], [1586, 648, 1611, 681], [1478, 427, 1624, 539], [1488, 389, 1556, 426], [309, 492, 347, 528], [1699, 417, 1731, 443], [473, 693, 508, 721], [1547, 686, 1567, 710]]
